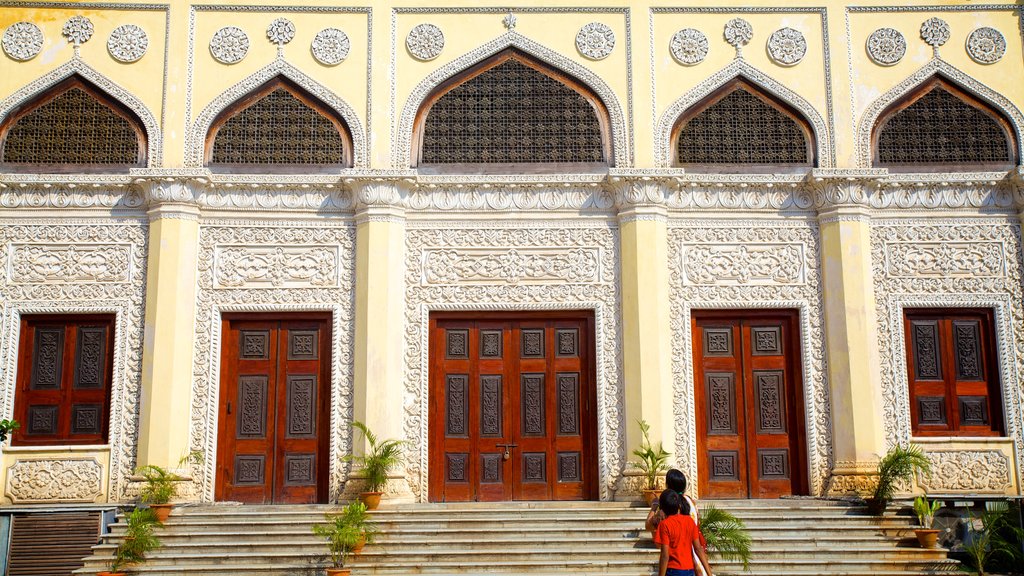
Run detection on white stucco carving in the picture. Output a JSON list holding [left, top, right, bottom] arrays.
[[5, 458, 103, 503], [8, 244, 132, 284], [213, 245, 340, 288], [919, 450, 1012, 493], [681, 243, 806, 286], [422, 247, 602, 286]]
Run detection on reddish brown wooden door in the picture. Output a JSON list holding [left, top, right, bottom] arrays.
[[429, 312, 597, 502], [693, 311, 807, 499], [216, 314, 330, 504]]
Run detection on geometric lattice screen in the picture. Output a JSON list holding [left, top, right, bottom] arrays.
[[676, 88, 811, 165], [210, 88, 347, 165], [877, 86, 1012, 165], [1, 87, 142, 165], [420, 58, 605, 164]]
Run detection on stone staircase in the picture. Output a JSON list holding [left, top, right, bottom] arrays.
[[75, 499, 958, 576]]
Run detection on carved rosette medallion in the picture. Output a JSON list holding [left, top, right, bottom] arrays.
[[311, 28, 350, 66], [107, 24, 148, 63], [2, 22, 43, 61], [575, 22, 615, 60], [670, 28, 708, 65], [406, 23, 444, 61], [919, 17, 950, 49], [967, 27, 1006, 64], [266, 18, 295, 46], [6, 459, 103, 503], [867, 28, 906, 66], [62, 16, 94, 46], [767, 27, 806, 66], [210, 26, 249, 64], [724, 18, 753, 52]]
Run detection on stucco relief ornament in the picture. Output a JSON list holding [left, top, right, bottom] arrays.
[[63, 16, 94, 48], [311, 28, 349, 66], [210, 26, 249, 64], [724, 18, 753, 57], [967, 27, 1006, 64], [867, 28, 906, 66], [266, 18, 295, 47], [670, 28, 708, 65], [406, 23, 444, 61], [576, 22, 615, 60], [2, 22, 43, 61], [767, 27, 806, 66], [920, 17, 950, 55], [107, 24, 148, 63]]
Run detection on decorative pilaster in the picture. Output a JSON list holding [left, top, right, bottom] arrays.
[[813, 171, 887, 496], [1012, 166, 1024, 231], [611, 176, 675, 500]]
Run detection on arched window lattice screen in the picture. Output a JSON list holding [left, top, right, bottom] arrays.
[[676, 88, 810, 165], [421, 59, 605, 164], [877, 87, 1011, 165], [2, 87, 141, 165], [211, 87, 347, 165]]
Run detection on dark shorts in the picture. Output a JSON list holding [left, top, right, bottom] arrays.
[[666, 569, 695, 576]]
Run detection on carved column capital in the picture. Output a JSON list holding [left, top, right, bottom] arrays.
[[609, 175, 669, 221], [348, 178, 410, 224], [135, 176, 202, 221], [811, 169, 885, 222]]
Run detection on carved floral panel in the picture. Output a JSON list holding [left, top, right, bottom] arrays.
[[884, 242, 1004, 278], [9, 244, 132, 284], [6, 458, 103, 503], [681, 243, 805, 286], [422, 247, 601, 286], [214, 245, 340, 288], [918, 450, 1012, 493]]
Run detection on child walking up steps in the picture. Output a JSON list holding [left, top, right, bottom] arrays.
[[654, 489, 713, 576]]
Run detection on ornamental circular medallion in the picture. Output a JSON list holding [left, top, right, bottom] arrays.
[[866, 27, 906, 66], [210, 26, 249, 64], [62, 15, 94, 45], [406, 23, 444, 61], [767, 27, 807, 66], [967, 27, 1006, 64], [2, 22, 43, 61], [669, 28, 708, 65], [107, 24, 148, 63], [920, 17, 950, 48], [724, 18, 753, 50], [266, 17, 295, 45], [311, 28, 350, 66], [575, 22, 615, 60]]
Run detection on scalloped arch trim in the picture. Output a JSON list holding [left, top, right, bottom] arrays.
[[188, 58, 367, 168], [0, 58, 162, 167]]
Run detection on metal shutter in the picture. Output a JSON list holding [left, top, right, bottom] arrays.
[[7, 512, 100, 576]]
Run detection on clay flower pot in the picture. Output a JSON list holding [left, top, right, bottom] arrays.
[[914, 528, 940, 549], [353, 532, 367, 554], [149, 503, 174, 523], [642, 489, 660, 506], [326, 569, 351, 576], [359, 491, 383, 510]]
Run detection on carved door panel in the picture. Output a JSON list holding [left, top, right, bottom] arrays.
[[429, 313, 596, 502], [693, 312, 806, 499], [216, 315, 330, 504]]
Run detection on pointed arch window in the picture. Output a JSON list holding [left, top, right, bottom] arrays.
[[873, 78, 1016, 171], [414, 49, 612, 169], [206, 77, 352, 171], [0, 77, 146, 171], [672, 79, 814, 173]]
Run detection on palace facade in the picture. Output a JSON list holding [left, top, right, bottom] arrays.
[[0, 0, 1022, 506]]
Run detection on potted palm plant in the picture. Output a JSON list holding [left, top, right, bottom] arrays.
[[97, 508, 161, 576], [866, 444, 931, 515], [312, 502, 363, 576], [344, 421, 405, 510], [913, 495, 942, 548], [630, 419, 671, 505], [342, 500, 378, 554], [699, 505, 752, 570], [136, 450, 203, 522]]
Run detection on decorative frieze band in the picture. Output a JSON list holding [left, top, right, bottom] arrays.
[[5, 458, 104, 503], [8, 243, 132, 284], [680, 243, 806, 286], [421, 247, 603, 286], [884, 241, 1005, 278], [918, 450, 1012, 494], [213, 245, 341, 288]]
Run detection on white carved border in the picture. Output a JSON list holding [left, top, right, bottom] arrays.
[[655, 59, 833, 168], [856, 59, 1024, 167], [190, 222, 356, 501], [0, 220, 147, 502], [0, 58, 162, 167], [187, 58, 367, 168], [668, 219, 831, 496], [871, 217, 1024, 490], [405, 222, 622, 501], [395, 31, 629, 168]]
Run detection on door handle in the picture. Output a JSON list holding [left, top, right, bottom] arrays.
[[227, 401, 232, 415]]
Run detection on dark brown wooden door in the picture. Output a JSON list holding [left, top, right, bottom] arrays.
[[692, 311, 807, 499], [429, 312, 597, 502], [216, 314, 330, 504]]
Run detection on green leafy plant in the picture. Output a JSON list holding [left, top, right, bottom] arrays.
[[344, 421, 405, 493], [136, 450, 203, 505], [913, 496, 942, 529], [699, 504, 752, 571], [961, 502, 1024, 576], [870, 444, 931, 510], [312, 501, 365, 569], [341, 500, 378, 547], [629, 419, 671, 491], [0, 419, 19, 444], [109, 508, 161, 572]]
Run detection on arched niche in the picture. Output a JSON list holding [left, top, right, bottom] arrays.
[[0, 75, 147, 172], [204, 76, 354, 173], [410, 48, 616, 172]]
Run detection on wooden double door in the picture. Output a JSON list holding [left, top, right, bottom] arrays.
[[692, 311, 807, 499], [429, 312, 598, 502], [216, 314, 330, 504]]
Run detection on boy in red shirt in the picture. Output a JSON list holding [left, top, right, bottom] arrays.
[[654, 489, 713, 576]]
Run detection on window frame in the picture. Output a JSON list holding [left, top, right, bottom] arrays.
[[903, 308, 1004, 438], [12, 314, 116, 446]]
